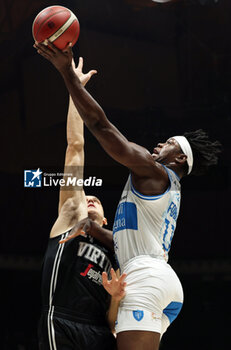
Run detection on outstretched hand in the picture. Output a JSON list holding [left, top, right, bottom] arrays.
[[34, 40, 73, 73], [74, 57, 97, 87], [34, 41, 97, 84], [59, 217, 91, 244], [102, 268, 127, 301]]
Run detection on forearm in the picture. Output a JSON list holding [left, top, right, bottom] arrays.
[[107, 297, 120, 333], [61, 67, 135, 167], [88, 220, 114, 252], [67, 95, 84, 147], [106, 268, 123, 331], [58, 95, 85, 212], [34, 43, 138, 169]]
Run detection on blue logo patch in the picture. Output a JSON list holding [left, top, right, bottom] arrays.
[[113, 202, 138, 234], [133, 310, 144, 321], [24, 168, 42, 188]]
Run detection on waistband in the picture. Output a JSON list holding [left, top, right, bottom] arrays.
[[42, 305, 107, 326]]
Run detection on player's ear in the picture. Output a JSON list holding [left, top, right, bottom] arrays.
[[102, 217, 108, 226], [175, 153, 187, 165]]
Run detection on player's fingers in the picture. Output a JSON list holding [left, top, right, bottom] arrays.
[[47, 39, 61, 53], [110, 268, 117, 280], [70, 227, 83, 238], [71, 58, 76, 70], [34, 42, 53, 58], [119, 273, 127, 284], [36, 41, 54, 55], [102, 272, 109, 286], [37, 50, 52, 61], [88, 70, 97, 77], [62, 42, 73, 56], [80, 230, 87, 237], [82, 221, 90, 233], [67, 43, 73, 57], [75, 223, 86, 237], [77, 57, 83, 71], [62, 232, 77, 242], [59, 237, 69, 244]]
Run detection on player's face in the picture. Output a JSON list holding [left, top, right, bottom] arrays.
[[152, 138, 182, 164], [86, 195, 104, 220]]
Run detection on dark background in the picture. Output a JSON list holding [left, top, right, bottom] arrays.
[[0, 0, 230, 349]]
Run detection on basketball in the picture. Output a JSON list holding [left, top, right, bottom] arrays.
[[32, 6, 80, 50]]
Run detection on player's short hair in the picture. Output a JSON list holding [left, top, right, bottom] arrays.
[[183, 129, 222, 176]]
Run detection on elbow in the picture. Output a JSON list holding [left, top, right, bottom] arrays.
[[67, 136, 84, 151], [86, 119, 110, 137], [85, 106, 108, 131]]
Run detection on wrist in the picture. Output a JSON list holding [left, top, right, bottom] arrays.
[[89, 219, 99, 234], [59, 64, 74, 76], [61, 65, 82, 89]]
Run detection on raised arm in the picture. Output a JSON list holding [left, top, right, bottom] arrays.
[[49, 58, 97, 238], [58, 58, 97, 212], [34, 42, 169, 195]]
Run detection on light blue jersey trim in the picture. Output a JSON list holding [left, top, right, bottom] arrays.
[[130, 164, 176, 201], [162, 165, 180, 182], [131, 182, 170, 200]]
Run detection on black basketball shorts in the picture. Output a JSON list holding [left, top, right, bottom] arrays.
[[38, 313, 116, 350]]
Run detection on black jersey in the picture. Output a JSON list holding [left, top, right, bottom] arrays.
[[41, 230, 116, 326]]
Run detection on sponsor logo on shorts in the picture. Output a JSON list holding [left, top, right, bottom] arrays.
[[133, 310, 144, 321], [151, 312, 158, 320]]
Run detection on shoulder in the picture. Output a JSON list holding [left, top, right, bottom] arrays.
[[131, 162, 170, 196]]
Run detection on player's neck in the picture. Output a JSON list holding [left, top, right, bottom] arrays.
[[166, 164, 184, 180]]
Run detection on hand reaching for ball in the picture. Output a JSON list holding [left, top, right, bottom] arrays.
[[34, 41, 97, 84], [34, 40, 74, 73]]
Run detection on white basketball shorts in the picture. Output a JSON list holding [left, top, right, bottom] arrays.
[[115, 255, 183, 336]]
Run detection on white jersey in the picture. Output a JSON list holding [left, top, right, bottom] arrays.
[[113, 166, 181, 268]]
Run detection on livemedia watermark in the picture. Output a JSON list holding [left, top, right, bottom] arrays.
[[24, 168, 103, 188]]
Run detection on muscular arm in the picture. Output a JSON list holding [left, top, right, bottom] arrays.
[[58, 94, 85, 213], [59, 217, 114, 251], [50, 93, 87, 237], [60, 66, 154, 172], [88, 221, 114, 251], [50, 58, 97, 238], [34, 43, 169, 195]]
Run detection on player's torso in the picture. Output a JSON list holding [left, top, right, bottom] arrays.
[[41, 231, 115, 321], [113, 167, 181, 269]]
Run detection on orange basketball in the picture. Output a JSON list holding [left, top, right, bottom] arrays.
[[32, 6, 80, 50]]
